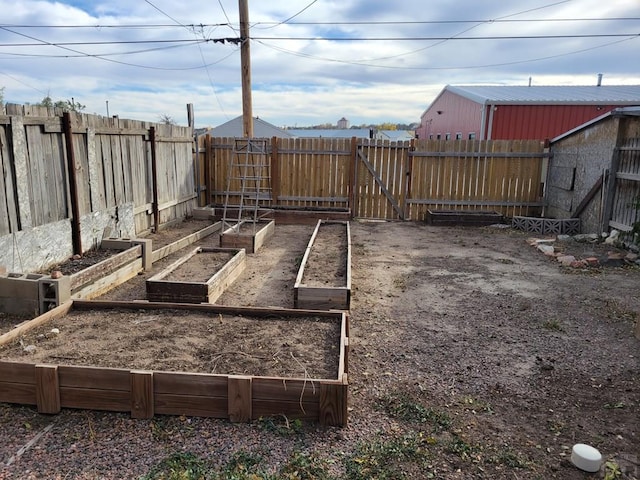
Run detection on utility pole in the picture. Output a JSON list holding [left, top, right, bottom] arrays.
[[239, 0, 253, 138]]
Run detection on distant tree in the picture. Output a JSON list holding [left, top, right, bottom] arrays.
[[0, 86, 4, 107], [36, 95, 85, 112], [159, 114, 176, 125]]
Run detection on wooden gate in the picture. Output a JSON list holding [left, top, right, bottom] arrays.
[[353, 140, 410, 220]]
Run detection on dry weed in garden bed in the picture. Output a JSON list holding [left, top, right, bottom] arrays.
[[0, 308, 340, 378]]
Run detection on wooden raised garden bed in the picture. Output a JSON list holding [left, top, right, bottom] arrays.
[[151, 221, 221, 263], [220, 220, 275, 254], [146, 247, 246, 303], [0, 300, 349, 426], [69, 244, 145, 300], [426, 209, 504, 226], [294, 220, 351, 310]]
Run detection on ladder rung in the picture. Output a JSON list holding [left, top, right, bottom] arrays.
[[230, 176, 271, 181]]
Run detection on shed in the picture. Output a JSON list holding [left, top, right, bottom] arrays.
[[416, 84, 640, 141], [546, 107, 640, 235], [211, 116, 293, 138]]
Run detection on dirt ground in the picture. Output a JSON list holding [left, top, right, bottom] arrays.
[[0, 220, 638, 479]]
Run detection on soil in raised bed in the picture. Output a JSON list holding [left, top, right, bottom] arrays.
[[38, 219, 215, 276], [143, 219, 213, 249], [40, 248, 120, 276], [0, 313, 32, 336], [0, 308, 341, 379], [162, 251, 236, 283], [302, 223, 347, 287]]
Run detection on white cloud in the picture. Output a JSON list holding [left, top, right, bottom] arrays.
[[1, 0, 639, 127]]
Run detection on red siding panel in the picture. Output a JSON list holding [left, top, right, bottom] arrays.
[[490, 105, 617, 140]]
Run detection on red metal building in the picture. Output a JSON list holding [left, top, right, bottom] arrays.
[[416, 84, 640, 141]]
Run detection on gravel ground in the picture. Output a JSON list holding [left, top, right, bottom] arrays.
[[0, 220, 638, 480]]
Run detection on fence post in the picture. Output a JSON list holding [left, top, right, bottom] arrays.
[[205, 134, 212, 206], [405, 139, 415, 220], [349, 137, 358, 219], [601, 147, 621, 233], [271, 136, 280, 205], [149, 126, 160, 232], [62, 112, 82, 255]]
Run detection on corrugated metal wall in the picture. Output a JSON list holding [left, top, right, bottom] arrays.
[[491, 104, 618, 140]]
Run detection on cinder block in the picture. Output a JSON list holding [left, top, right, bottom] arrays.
[[100, 238, 134, 250], [38, 275, 71, 313], [132, 238, 153, 270], [0, 273, 41, 316], [0, 273, 41, 298]]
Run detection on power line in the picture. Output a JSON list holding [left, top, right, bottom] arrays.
[[251, 33, 639, 41], [256, 35, 638, 71], [253, 0, 320, 30], [2, 17, 638, 29], [143, 0, 233, 120], [1, 33, 635, 49]]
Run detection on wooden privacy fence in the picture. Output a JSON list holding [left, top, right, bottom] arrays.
[[605, 137, 640, 236], [198, 136, 547, 220], [0, 104, 195, 251]]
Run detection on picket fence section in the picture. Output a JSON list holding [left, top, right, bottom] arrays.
[[198, 136, 547, 220]]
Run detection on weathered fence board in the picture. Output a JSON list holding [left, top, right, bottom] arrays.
[[0, 105, 196, 272], [609, 137, 640, 235]]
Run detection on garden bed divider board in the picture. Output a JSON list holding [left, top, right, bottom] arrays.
[[70, 245, 143, 300], [146, 247, 246, 303], [0, 300, 349, 426], [219, 220, 275, 254], [294, 220, 352, 310], [151, 221, 221, 263]]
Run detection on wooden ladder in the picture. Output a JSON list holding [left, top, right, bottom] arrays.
[[221, 138, 272, 234]]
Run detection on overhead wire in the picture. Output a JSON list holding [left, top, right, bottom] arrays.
[[252, 0, 320, 30], [143, 0, 234, 120], [256, 35, 637, 71]]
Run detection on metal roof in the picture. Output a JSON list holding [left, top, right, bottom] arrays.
[[286, 128, 372, 138], [447, 85, 640, 105], [212, 116, 293, 138]]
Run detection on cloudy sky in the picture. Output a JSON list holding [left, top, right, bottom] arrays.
[[1, 0, 639, 128]]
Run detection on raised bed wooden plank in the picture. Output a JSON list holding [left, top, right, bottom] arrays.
[[294, 220, 351, 310], [220, 220, 275, 254], [146, 247, 245, 303], [72, 258, 143, 300], [154, 393, 228, 418], [0, 301, 349, 425], [70, 245, 142, 291], [0, 301, 73, 347], [426, 209, 504, 226]]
